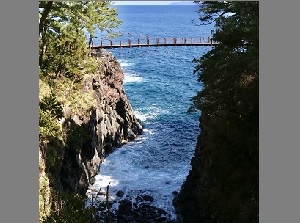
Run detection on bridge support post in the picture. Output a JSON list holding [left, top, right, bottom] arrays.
[[184, 38, 186, 46], [110, 40, 112, 49], [138, 38, 140, 47], [120, 41, 122, 48], [164, 38, 166, 44]]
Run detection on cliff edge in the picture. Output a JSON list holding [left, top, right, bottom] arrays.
[[39, 49, 142, 219]]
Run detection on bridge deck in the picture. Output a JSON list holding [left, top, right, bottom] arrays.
[[90, 37, 218, 49], [92, 42, 216, 49]]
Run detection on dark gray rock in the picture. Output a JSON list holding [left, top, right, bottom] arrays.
[[156, 216, 168, 222], [142, 195, 154, 203], [172, 191, 179, 196], [118, 199, 132, 214], [116, 190, 124, 197], [57, 50, 143, 196], [157, 209, 168, 216]]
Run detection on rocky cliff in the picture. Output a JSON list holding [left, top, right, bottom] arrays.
[[173, 113, 212, 223], [174, 110, 259, 223], [59, 49, 143, 195], [39, 49, 143, 203]]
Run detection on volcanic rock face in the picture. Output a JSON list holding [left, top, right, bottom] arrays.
[[55, 49, 143, 195], [173, 114, 212, 223]]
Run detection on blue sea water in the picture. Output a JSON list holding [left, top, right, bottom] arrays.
[[89, 5, 215, 220]]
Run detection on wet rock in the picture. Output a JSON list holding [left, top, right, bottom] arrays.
[[116, 190, 124, 197], [118, 199, 132, 214], [135, 195, 144, 203], [121, 139, 128, 145], [127, 131, 136, 141], [142, 195, 154, 203], [156, 216, 168, 222], [108, 201, 176, 223], [172, 191, 179, 196], [157, 209, 168, 215]]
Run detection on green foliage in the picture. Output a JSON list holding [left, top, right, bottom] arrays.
[[39, 3, 122, 222], [39, 89, 64, 143], [49, 75, 96, 118], [192, 1, 259, 118], [39, 1, 122, 79], [190, 1, 259, 222], [39, 152, 51, 222], [40, 93, 64, 120], [39, 78, 51, 100], [38, 1, 117, 142], [39, 109, 62, 143], [44, 192, 98, 223], [65, 119, 91, 152]]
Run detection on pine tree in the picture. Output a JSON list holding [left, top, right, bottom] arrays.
[[190, 1, 259, 222], [39, 1, 122, 79], [38, 2, 122, 222]]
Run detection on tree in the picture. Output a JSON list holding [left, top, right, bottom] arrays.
[[189, 1, 259, 222], [38, 0, 122, 144], [39, 1, 122, 79], [192, 1, 258, 116], [38, 2, 122, 222]]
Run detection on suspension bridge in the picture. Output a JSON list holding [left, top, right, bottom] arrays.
[[90, 36, 218, 49]]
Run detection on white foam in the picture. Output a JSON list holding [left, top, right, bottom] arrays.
[[135, 106, 169, 122], [120, 62, 134, 67], [123, 73, 144, 83], [135, 112, 148, 122], [118, 58, 134, 68], [142, 129, 155, 135], [88, 143, 191, 221]]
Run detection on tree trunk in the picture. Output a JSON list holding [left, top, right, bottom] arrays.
[[39, 1, 53, 35]]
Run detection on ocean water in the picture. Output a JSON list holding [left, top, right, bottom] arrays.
[[89, 5, 215, 220]]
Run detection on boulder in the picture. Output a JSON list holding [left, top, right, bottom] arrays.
[[142, 195, 154, 203], [118, 199, 132, 214], [116, 190, 124, 197]]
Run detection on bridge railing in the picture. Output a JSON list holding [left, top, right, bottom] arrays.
[[89, 37, 217, 48]]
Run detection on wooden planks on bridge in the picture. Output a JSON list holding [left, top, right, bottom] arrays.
[[92, 42, 216, 49], [90, 37, 218, 49]]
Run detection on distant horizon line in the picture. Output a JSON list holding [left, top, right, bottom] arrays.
[[112, 1, 196, 6]]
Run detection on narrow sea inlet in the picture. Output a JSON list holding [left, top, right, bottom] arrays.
[[39, 2, 259, 222], [88, 46, 211, 219], [87, 5, 215, 220]]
